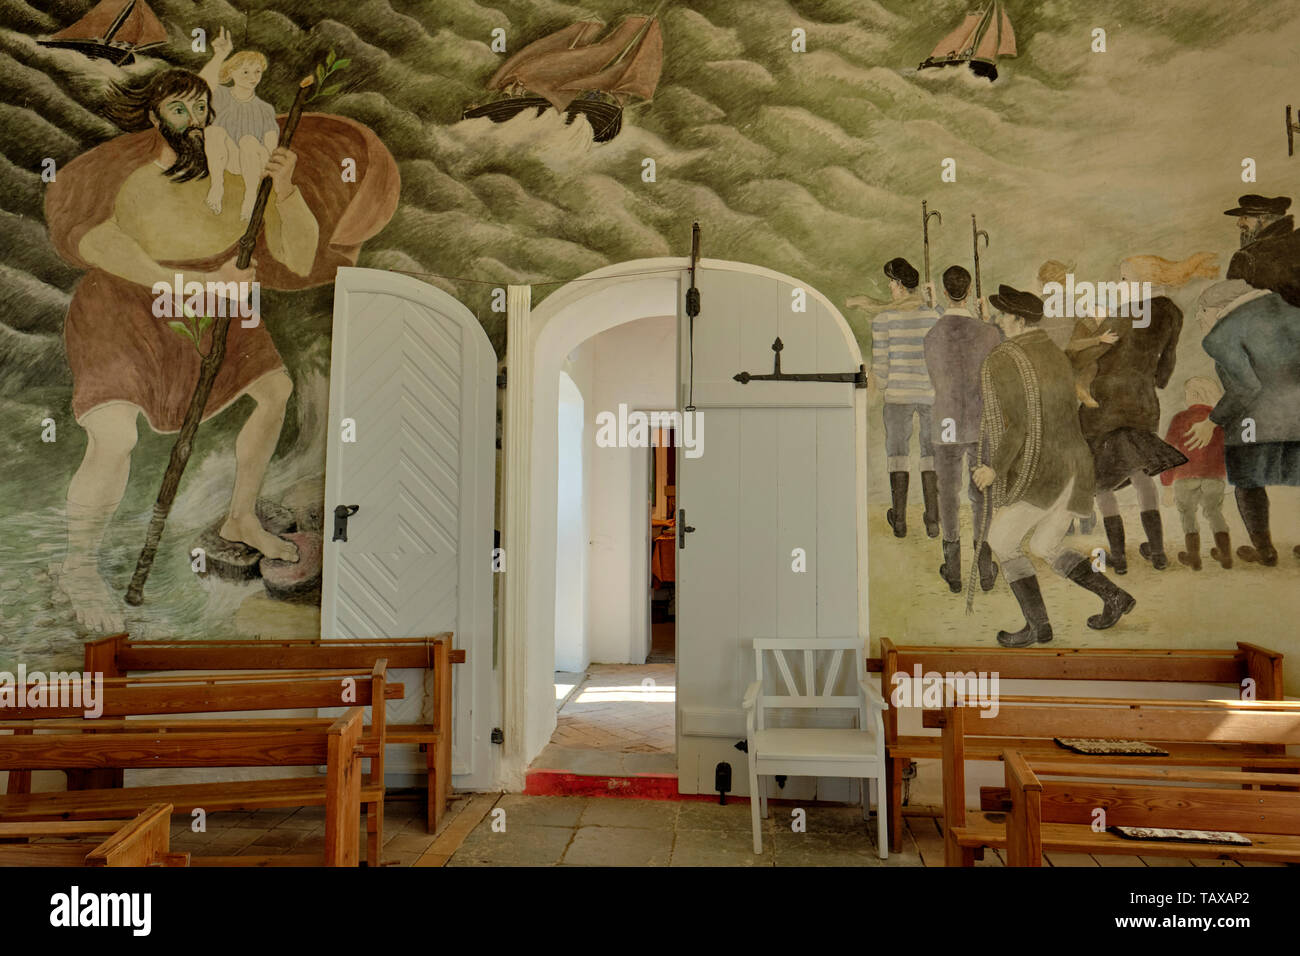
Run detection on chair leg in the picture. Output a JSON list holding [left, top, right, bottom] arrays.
[[759, 779, 769, 819], [748, 761, 763, 854], [863, 778, 871, 821], [888, 757, 904, 854], [875, 775, 888, 860]]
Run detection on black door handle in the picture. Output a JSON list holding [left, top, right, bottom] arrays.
[[678, 508, 696, 548], [332, 504, 360, 542]]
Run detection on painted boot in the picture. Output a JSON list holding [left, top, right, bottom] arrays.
[[938, 539, 962, 593], [1066, 558, 1137, 629], [1103, 515, 1127, 575], [1210, 531, 1233, 569], [920, 470, 940, 538], [976, 541, 999, 591], [1236, 488, 1278, 566], [1177, 532, 1201, 570], [886, 471, 909, 538], [1138, 509, 1168, 570], [996, 575, 1053, 647]]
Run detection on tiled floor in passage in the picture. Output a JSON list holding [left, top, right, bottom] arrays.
[[532, 662, 677, 776]]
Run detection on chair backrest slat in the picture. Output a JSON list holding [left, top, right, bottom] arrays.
[[773, 650, 800, 698], [822, 648, 844, 698]]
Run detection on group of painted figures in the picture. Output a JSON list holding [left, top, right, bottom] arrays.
[[871, 194, 1300, 646]]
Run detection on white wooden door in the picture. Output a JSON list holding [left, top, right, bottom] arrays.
[[675, 264, 867, 797], [322, 267, 497, 789]]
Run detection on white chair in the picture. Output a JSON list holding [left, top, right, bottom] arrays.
[[743, 638, 888, 857]]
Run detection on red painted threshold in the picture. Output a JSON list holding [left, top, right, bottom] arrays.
[[524, 769, 752, 803]]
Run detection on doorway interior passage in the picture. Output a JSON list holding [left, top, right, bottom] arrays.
[[534, 663, 677, 777]]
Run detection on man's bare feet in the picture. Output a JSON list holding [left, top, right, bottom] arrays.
[[220, 514, 300, 562], [54, 560, 125, 633], [205, 181, 224, 214]]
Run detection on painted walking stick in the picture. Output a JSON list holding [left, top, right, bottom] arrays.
[[125, 75, 315, 606], [971, 213, 990, 321], [921, 200, 942, 308]]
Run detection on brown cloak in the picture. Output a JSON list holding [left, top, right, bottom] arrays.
[[45, 113, 399, 431]]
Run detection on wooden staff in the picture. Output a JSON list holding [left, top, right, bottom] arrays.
[[921, 200, 941, 308], [971, 213, 990, 321], [125, 75, 315, 606]]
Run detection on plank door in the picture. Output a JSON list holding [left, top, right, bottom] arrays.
[[322, 267, 497, 789], [675, 264, 867, 797]]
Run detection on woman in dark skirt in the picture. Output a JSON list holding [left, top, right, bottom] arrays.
[[1078, 293, 1188, 571]]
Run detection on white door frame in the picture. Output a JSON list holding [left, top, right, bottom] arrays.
[[498, 258, 868, 788]]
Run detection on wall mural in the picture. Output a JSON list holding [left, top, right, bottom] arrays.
[[0, 1, 1297, 693]]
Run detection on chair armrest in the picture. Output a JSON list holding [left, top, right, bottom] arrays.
[[742, 680, 761, 712], [859, 679, 889, 712]]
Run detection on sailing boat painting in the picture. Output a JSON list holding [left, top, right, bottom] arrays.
[[37, 0, 167, 66], [918, 1, 1016, 81], [462, 11, 664, 143]]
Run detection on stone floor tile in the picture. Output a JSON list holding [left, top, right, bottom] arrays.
[[449, 824, 573, 866], [491, 793, 588, 828], [561, 825, 674, 866], [670, 827, 774, 866], [579, 798, 679, 830]]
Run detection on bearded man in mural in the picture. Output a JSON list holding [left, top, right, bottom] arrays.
[[45, 66, 399, 632]]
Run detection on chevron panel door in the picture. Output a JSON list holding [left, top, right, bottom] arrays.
[[323, 268, 497, 789]]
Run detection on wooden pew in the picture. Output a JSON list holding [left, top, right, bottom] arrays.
[[872, 639, 1285, 851], [935, 696, 1300, 865], [0, 803, 187, 867], [1, 666, 397, 865], [0, 709, 367, 866], [85, 633, 464, 832], [1002, 751, 1300, 866]]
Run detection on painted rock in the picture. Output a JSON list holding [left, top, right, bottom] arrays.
[[194, 499, 299, 581], [281, 477, 325, 534], [255, 498, 297, 535], [195, 524, 263, 581], [260, 531, 323, 604]]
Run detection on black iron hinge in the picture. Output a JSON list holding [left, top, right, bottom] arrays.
[[496, 369, 507, 389], [733, 338, 868, 388], [490, 727, 504, 744]]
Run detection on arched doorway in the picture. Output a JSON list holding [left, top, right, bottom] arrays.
[[505, 258, 868, 793]]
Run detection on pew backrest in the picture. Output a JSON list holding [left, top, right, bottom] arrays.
[[877, 639, 1285, 747]]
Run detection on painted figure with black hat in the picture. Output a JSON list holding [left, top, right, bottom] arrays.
[[1223, 194, 1300, 309], [972, 286, 1135, 647], [1227, 193, 1293, 249], [871, 256, 941, 538], [1186, 239, 1300, 565]]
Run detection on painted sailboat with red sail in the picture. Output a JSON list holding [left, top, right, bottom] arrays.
[[462, 10, 664, 143], [38, 0, 168, 67], [918, 1, 1016, 82]]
